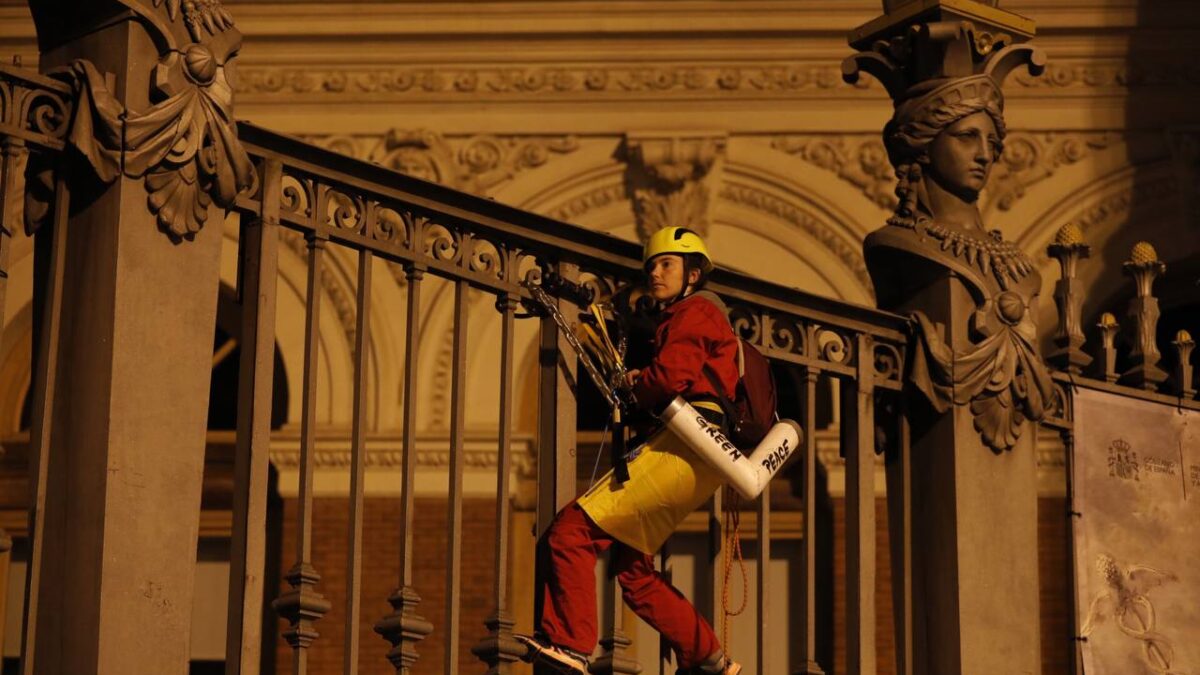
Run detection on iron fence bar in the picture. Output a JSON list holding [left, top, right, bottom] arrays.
[[19, 164, 68, 675], [0, 65, 72, 152], [1063, 423, 1083, 675], [535, 262, 580, 535], [758, 348, 858, 380], [0, 530, 9, 657], [0, 142, 24, 624], [399, 267, 423, 586], [756, 489, 769, 675], [344, 249, 373, 675], [375, 261, 432, 674], [0, 139, 24, 318], [593, 551, 639, 674], [0, 132, 13, 660], [885, 405, 913, 675], [279, 233, 330, 675], [797, 368, 824, 674], [709, 490, 723, 640], [226, 158, 283, 675], [658, 545, 672, 675], [445, 278, 470, 675], [473, 291, 520, 673], [843, 335, 877, 675]]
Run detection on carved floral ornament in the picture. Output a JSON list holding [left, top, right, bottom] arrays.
[[234, 64, 871, 99], [623, 133, 726, 241], [49, 0, 256, 240], [309, 129, 580, 196], [771, 131, 1123, 216]]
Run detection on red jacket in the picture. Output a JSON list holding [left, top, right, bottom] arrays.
[[632, 293, 740, 412]]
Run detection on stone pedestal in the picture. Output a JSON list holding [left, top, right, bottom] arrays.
[[29, 17, 224, 674], [884, 266, 1042, 675]]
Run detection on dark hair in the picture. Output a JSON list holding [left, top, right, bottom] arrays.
[[682, 253, 709, 291]]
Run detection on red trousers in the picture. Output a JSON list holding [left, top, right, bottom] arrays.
[[537, 502, 720, 668]]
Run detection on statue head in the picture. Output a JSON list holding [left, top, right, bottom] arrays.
[[883, 74, 1007, 228]]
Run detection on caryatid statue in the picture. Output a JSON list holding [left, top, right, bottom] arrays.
[[876, 72, 1056, 452], [844, 4, 1054, 674], [845, 6, 1055, 452]]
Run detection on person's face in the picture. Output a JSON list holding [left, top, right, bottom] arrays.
[[646, 254, 700, 301], [926, 111, 1001, 200]]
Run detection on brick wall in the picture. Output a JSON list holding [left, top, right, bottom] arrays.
[[274, 497, 501, 675]]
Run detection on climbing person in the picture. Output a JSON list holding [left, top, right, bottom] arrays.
[[518, 226, 743, 675]]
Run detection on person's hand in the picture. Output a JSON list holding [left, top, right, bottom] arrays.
[[624, 369, 641, 387]]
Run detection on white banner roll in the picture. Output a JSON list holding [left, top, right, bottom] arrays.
[[659, 396, 803, 499]]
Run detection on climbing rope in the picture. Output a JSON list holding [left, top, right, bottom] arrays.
[[720, 487, 749, 659]]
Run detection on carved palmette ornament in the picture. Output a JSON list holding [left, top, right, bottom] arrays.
[[59, 0, 255, 239]]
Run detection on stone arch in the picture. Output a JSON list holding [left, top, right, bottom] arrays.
[[491, 136, 881, 304], [219, 219, 362, 429], [412, 274, 542, 433]]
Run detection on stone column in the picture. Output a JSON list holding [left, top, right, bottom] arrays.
[[844, 3, 1050, 673], [24, 1, 255, 672]]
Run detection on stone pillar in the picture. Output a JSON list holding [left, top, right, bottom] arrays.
[[884, 272, 1042, 675], [25, 1, 254, 672], [844, 3, 1050, 673]]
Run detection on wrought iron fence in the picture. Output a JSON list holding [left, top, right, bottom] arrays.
[[0, 60, 916, 673], [224, 122, 912, 675], [0, 62, 74, 675]]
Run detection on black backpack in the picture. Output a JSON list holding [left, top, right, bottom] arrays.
[[691, 292, 778, 447], [703, 339, 777, 447]]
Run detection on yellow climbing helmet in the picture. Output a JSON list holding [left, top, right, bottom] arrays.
[[643, 227, 713, 272]]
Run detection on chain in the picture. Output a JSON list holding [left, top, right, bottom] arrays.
[[525, 281, 625, 412]]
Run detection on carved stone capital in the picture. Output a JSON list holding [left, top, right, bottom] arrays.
[[844, 5, 1045, 99], [622, 131, 727, 241]]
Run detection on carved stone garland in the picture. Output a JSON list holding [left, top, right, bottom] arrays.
[[59, 0, 256, 240]]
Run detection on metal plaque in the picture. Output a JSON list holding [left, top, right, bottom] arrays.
[[1072, 387, 1200, 675]]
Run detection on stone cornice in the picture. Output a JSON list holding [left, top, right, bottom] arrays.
[[132, 2, 1200, 39], [233, 63, 873, 102], [2, 2, 1194, 48], [228, 57, 1200, 104], [267, 429, 538, 476]]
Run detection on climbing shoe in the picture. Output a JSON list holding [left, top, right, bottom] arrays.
[[514, 633, 590, 674]]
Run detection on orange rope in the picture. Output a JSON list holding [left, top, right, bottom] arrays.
[[720, 487, 749, 660]]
